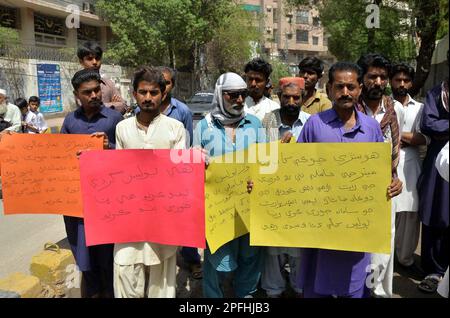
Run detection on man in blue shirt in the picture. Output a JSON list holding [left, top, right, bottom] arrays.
[[61, 69, 123, 298], [194, 72, 266, 298]]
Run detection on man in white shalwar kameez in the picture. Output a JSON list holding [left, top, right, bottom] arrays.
[[390, 64, 429, 269], [113, 66, 186, 298], [356, 54, 404, 298], [243, 58, 280, 121]]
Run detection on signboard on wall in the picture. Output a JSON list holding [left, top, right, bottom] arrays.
[[37, 64, 63, 113]]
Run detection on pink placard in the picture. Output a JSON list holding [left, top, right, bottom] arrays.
[[79, 149, 205, 248]]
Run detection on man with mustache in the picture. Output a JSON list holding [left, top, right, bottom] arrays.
[[61, 68, 123, 298], [0, 88, 21, 133], [389, 63, 427, 275], [296, 62, 385, 298], [113, 66, 186, 298], [356, 53, 404, 298], [298, 57, 332, 115], [194, 72, 266, 298], [260, 77, 310, 298], [78, 41, 127, 114], [244, 58, 280, 121]]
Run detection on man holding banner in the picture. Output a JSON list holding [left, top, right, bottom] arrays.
[[296, 62, 386, 298], [61, 69, 123, 298], [113, 66, 186, 298], [260, 77, 310, 298], [194, 72, 266, 298]]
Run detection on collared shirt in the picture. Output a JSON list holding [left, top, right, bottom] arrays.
[[395, 94, 430, 145], [194, 113, 266, 157], [136, 98, 194, 147], [60, 104, 122, 272], [301, 89, 332, 115], [276, 109, 311, 140], [163, 98, 193, 147], [244, 95, 280, 121], [297, 107, 383, 296], [114, 114, 186, 266], [24, 111, 48, 134], [101, 76, 127, 114], [60, 105, 123, 149], [361, 97, 405, 143], [1, 103, 21, 132]]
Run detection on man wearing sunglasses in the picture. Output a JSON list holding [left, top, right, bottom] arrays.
[[244, 58, 280, 121], [194, 72, 266, 298]]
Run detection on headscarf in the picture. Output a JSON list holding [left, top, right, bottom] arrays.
[[210, 72, 247, 126], [0, 88, 6, 96]]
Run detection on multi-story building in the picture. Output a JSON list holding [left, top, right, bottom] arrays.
[[0, 0, 109, 51], [243, 0, 335, 75]]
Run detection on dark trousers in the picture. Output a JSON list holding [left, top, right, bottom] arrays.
[[181, 247, 201, 264], [421, 224, 449, 276]]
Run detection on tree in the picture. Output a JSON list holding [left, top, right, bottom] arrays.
[[207, 7, 261, 79], [285, 0, 447, 95]]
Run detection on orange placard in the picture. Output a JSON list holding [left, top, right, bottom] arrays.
[[0, 134, 103, 217]]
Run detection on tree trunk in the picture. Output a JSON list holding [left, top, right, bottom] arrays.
[[411, 0, 440, 96]]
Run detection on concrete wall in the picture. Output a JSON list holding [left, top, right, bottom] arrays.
[[0, 57, 132, 118]]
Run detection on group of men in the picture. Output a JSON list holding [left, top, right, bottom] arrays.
[[0, 40, 448, 299]]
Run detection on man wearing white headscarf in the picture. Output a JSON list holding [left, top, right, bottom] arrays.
[[0, 88, 21, 133], [194, 72, 267, 298]]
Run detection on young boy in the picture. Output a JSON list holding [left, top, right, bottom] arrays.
[[23, 96, 48, 134]]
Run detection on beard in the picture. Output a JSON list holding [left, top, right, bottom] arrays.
[[364, 86, 385, 100], [0, 101, 8, 115], [225, 103, 244, 116], [280, 105, 300, 117], [393, 88, 408, 97]]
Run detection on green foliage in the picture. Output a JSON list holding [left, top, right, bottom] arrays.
[[208, 7, 261, 77], [269, 58, 291, 90], [96, 0, 239, 68], [0, 26, 19, 46], [317, 0, 416, 63]]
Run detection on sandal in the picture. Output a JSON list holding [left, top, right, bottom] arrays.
[[189, 263, 202, 280], [418, 275, 441, 293]]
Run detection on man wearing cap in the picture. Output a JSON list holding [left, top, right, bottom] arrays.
[[260, 77, 310, 298], [262, 77, 310, 144], [61, 68, 123, 298], [0, 88, 22, 133]]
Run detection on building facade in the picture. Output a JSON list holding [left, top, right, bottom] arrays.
[[243, 0, 335, 74]]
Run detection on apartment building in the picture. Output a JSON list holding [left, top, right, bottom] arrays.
[[243, 0, 335, 74]]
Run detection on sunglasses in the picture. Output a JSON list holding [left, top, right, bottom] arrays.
[[224, 90, 248, 100]]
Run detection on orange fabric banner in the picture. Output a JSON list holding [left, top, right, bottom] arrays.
[[0, 134, 103, 217]]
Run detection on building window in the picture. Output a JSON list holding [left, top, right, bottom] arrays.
[[273, 8, 278, 22], [296, 11, 309, 24], [313, 36, 319, 45], [34, 13, 66, 47], [313, 17, 320, 27], [0, 6, 18, 29], [296, 30, 308, 43], [77, 23, 100, 43]]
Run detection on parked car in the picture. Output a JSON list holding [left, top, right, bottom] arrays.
[[186, 91, 214, 119]]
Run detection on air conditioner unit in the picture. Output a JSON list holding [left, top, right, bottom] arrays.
[[266, 5, 272, 12], [285, 12, 293, 18], [266, 27, 272, 33], [82, 2, 95, 14]]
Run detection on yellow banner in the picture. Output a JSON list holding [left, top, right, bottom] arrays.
[[205, 149, 252, 253], [250, 142, 392, 254]]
